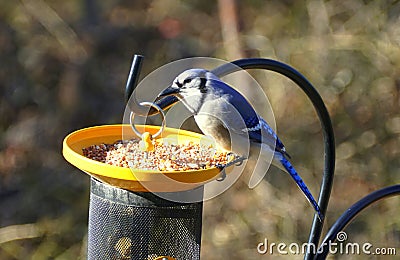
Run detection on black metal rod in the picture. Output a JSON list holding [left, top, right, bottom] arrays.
[[125, 54, 144, 104], [315, 184, 400, 259], [212, 58, 335, 260], [124, 54, 179, 116]]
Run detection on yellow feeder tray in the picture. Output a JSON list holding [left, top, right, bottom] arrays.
[[62, 124, 233, 192]]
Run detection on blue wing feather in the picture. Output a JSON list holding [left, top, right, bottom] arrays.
[[210, 79, 286, 154]]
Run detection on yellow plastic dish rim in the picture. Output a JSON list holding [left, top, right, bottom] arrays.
[[62, 124, 227, 184]]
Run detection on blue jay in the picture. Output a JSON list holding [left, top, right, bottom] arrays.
[[157, 69, 323, 221]]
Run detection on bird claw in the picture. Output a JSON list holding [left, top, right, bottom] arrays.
[[216, 154, 246, 181], [228, 153, 247, 167], [217, 154, 246, 169], [216, 169, 226, 181]]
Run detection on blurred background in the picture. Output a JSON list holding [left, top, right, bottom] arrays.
[[0, 0, 399, 259]]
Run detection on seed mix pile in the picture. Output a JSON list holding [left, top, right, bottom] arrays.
[[82, 139, 231, 171]]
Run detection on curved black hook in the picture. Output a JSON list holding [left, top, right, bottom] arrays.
[[212, 59, 335, 260], [315, 184, 400, 259]]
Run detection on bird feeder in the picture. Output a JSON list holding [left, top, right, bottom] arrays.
[[63, 124, 231, 259]]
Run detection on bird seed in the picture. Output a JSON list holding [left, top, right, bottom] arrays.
[[82, 139, 232, 171]]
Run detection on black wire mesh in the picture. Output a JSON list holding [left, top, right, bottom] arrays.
[[88, 178, 203, 260]]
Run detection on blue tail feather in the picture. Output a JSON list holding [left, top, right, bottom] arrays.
[[278, 155, 324, 221]]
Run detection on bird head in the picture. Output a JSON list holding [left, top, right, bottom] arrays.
[[158, 69, 219, 99], [157, 69, 220, 114]]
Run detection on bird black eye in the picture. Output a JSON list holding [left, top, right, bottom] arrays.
[[175, 81, 183, 88], [183, 78, 192, 84]]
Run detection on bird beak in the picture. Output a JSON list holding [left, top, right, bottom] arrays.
[[158, 84, 180, 98]]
